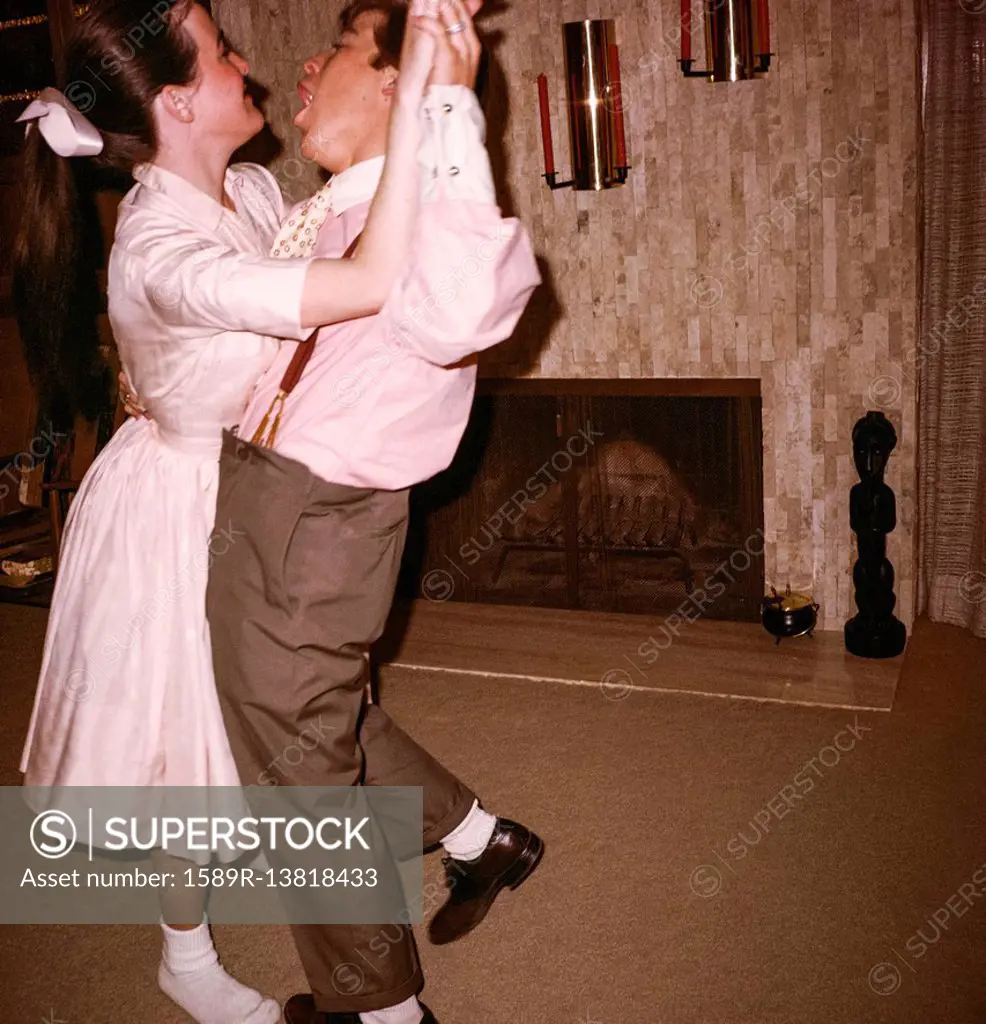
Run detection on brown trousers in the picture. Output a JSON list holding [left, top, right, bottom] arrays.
[[206, 431, 475, 1013]]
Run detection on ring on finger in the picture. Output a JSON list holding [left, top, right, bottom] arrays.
[[446, 21, 466, 34]]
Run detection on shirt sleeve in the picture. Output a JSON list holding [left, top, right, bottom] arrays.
[[376, 200, 542, 367], [377, 87, 540, 365], [136, 234, 317, 341], [418, 86, 496, 206]]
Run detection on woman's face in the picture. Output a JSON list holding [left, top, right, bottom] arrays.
[[178, 4, 263, 151]]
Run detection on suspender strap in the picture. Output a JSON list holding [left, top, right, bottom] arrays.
[[250, 232, 362, 449]]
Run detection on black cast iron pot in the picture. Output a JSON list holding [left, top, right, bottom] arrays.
[[762, 587, 819, 644]]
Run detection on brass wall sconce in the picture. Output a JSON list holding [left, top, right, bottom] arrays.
[[536, 19, 630, 191], [680, 0, 772, 81]]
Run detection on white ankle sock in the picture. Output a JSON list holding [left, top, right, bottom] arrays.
[[158, 918, 280, 1024], [441, 800, 497, 861], [359, 995, 424, 1024]]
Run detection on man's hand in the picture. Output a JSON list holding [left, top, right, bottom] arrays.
[[420, 0, 482, 90], [393, 0, 483, 106], [118, 371, 147, 419]]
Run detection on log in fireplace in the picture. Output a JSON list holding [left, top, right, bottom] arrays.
[[397, 380, 765, 622]]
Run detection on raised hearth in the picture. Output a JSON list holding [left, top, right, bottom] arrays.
[[377, 601, 902, 712]]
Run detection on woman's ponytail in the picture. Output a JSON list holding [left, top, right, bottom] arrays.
[[11, 0, 198, 427], [12, 123, 105, 426]]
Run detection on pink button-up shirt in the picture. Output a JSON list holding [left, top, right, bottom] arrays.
[[237, 87, 541, 490]]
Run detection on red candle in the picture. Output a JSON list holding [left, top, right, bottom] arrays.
[[537, 74, 555, 176], [571, 73, 582, 167], [758, 0, 770, 54], [681, 0, 692, 62], [608, 43, 627, 168]]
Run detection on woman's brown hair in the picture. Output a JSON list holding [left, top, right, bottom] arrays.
[[12, 0, 198, 424]]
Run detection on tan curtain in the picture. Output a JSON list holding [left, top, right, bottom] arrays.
[[917, 0, 986, 637]]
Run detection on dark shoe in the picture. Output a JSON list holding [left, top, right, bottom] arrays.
[[428, 817, 544, 945], [284, 995, 357, 1024], [283, 994, 438, 1023]]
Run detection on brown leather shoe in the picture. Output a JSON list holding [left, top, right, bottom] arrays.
[[428, 818, 544, 945], [283, 994, 438, 1023]]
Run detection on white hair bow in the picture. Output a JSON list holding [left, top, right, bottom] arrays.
[[16, 87, 104, 158]]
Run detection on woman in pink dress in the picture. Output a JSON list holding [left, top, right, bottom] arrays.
[[13, 1, 478, 1021]]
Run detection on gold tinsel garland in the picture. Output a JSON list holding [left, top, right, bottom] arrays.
[[0, 4, 88, 30], [0, 14, 48, 31], [0, 5, 92, 105], [0, 89, 41, 106]]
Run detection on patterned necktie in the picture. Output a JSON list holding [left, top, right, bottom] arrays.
[[270, 180, 333, 259], [242, 181, 333, 442], [247, 178, 363, 448]]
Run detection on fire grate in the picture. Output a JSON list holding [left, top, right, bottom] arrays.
[[398, 381, 764, 621]]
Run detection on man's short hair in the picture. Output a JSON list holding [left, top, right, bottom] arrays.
[[338, 0, 489, 104]]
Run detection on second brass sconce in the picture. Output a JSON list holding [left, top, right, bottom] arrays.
[[537, 19, 630, 191], [680, 0, 772, 81]]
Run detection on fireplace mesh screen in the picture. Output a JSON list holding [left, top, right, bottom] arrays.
[[398, 389, 764, 621]]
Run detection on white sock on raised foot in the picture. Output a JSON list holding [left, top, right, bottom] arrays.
[[158, 918, 280, 1024], [359, 994, 425, 1024], [441, 800, 497, 861]]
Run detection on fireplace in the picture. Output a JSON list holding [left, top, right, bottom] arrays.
[[397, 380, 765, 622]]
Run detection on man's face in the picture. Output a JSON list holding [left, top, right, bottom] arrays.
[[294, 11, 394, 173]]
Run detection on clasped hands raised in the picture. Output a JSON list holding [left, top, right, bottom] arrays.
[[118, 0, 487, 422], [395, 0, 485, 100]]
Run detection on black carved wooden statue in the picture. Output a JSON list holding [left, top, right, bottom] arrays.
[[844, 411, 907, 658]]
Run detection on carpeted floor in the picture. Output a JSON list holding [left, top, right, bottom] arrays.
[[0, 604, 984, 1024]]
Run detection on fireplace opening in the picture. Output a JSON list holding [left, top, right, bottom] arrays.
[[397, 380, 764, 622]]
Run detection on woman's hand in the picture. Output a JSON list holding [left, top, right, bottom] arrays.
[[118, 371, 147, 419], [393, 0, 441, 108]]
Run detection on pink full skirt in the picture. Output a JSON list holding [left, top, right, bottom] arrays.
[[20, 418, 247, 860]]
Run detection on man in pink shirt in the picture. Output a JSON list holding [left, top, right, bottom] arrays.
[[204, 3, 543, 1022]]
